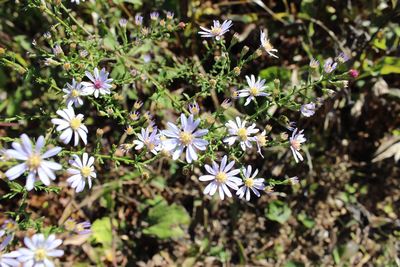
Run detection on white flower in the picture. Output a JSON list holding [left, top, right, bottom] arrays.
[[51, 106, 88, 146], [81, 67, 113, 98], [17, 234, 64, 267], [5, 134, 62, 191], [198, 20, 233, 40], [199, 155, 242, 200], [162, 114, 208, 163], [63, 79, 85, 107], [236, 165, 265, 201], [0, 231, 20, 267], [255, 130, 267, 158], [300, 102, 316, 117], [71, 0, 84, 3], [238, 75, 269, 106], [66, 153, 96, 193], [290, 128, 306, 163], [133, 127, 161, 155], [260, 30, 278, 58], [223, 117, 259, 151]]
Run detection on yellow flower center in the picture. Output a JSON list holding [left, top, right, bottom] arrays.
[[237, 128, 248, 141], [69, 117, 82, 130], [26, 154, 41, 170], [263, 39, 274, 52], [65, 220, 76, 231], [81, 166, 92, 178], [249, 87, 259, 96], [76, 224, 85, 232], [244, 178, 254, 188], [179, 132, 193, 146], [71, 89, 80, 97], [35, 248, 47, 261], [257, 135, 267, 146], [291, 140, 301, 150], [215, 172, 228, 183], [144, 139, 155, 151], [211, 26, 222, 35]]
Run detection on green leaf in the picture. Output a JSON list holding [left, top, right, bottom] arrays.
[[297, 213, 315, 228], [143, 199, 190, 239], [265, 200, 292, 224], [380, 57, 400, 75], [259, 66, 290, 83], [91, 217, 113, 248]]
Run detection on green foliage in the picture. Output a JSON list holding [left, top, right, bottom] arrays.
[[143, 197, 190, 239], [265, 200, 292, 224]]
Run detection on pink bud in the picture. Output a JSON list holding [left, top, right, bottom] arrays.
[[349, 69, 359, 78]]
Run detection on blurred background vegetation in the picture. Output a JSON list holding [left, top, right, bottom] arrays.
[[0, 0, 399, 266]]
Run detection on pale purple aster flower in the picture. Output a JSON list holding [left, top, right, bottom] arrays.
[[63, 79, 85, 107], [133, 127, 161, 155], [135, 14, 143, 26], [188, 102, 200, 115], [336, 52, 349, 63], [17, 234, 64, 267], [143, 54, 151, 63], [52, 45, 63, 56], [221, 99, 232, 109], [0, 232, 19, 267], [324, 58, 337, 73], [260, 30, 278, 58], [64, 219, 91, 235], [51, 106, 88, 146], [300, 102, 316, 117], [223, 117, 259, 151], [166, 11, 174, 20], [150, 12, 159, 21], [198, 20, 233, 40], [81, 67, 113, 98], [5, 134, 62, 191], [119, 18, 128, 28], [238, 75, 269, 106], [309, 58, 319, 68], [255, 130, 267, 158], [162, 114, 208, 163], [66, 153, 96, 193], [290, 128, 306, 163], [236, 165, 265, 201], [289, 176, 299, 185], [199, 155, 242, 200]]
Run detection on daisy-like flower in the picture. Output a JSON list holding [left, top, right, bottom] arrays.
[[71, 0, 84, 4], [188, 102, 200, 115], [66, 153, 96, 193], [133, 127, 161, 155], [290, 128, 306, 163], [0, 232, 19, 267], [336, 52, 349, 63], [223, 117, 259, 151], [135, 14, 143, 26], [236, 165, 265, 201], [51, 106, 88, 146], [255, 130, 267, 157], [17, 234, 63, 267], [64, 219, 91, 235], [81, 67, 113, 98], [260, 30, 278, 58], [166, 11, 174, 20], [119, 18, 128, 28], [199, 155, 242, 200], [309, 58, 319, 69], [198, 20, 233, 40], [63, 79, 85, 107], [238, 75, 269, 106], [5, 134, 62, 191], [323, 58, 337, 73], [162, 114, 208, 163], [150, 12, 159, 21], [300, 102, 316, 117]]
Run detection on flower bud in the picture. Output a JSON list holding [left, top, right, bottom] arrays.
[[125, 126, 135, 135], [209, 79, 217, 88], [233, 66, 241, 76], [349, 69, 359, 78], [96, 128, 104, 137], [178, 22, 186, 29], [134, 100, 143, 110], [221, 99, 231, 109], [63, 62, 71, 71]]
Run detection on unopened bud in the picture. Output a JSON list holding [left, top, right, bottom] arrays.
[[96, 128, 104, 137], [63, 62, 71, 71], [178, 22, 186, 29], [279, 132, 289, 141], [125, 126, 135, 135], [233, 66, 241, 76], [209, 79, 217, 88], [221, 99, 231, 109]]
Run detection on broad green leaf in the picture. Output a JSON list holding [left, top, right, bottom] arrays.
[[91, 217, 113, 248], [143, 199, 190, 239], [265, 200, 292, 224]]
